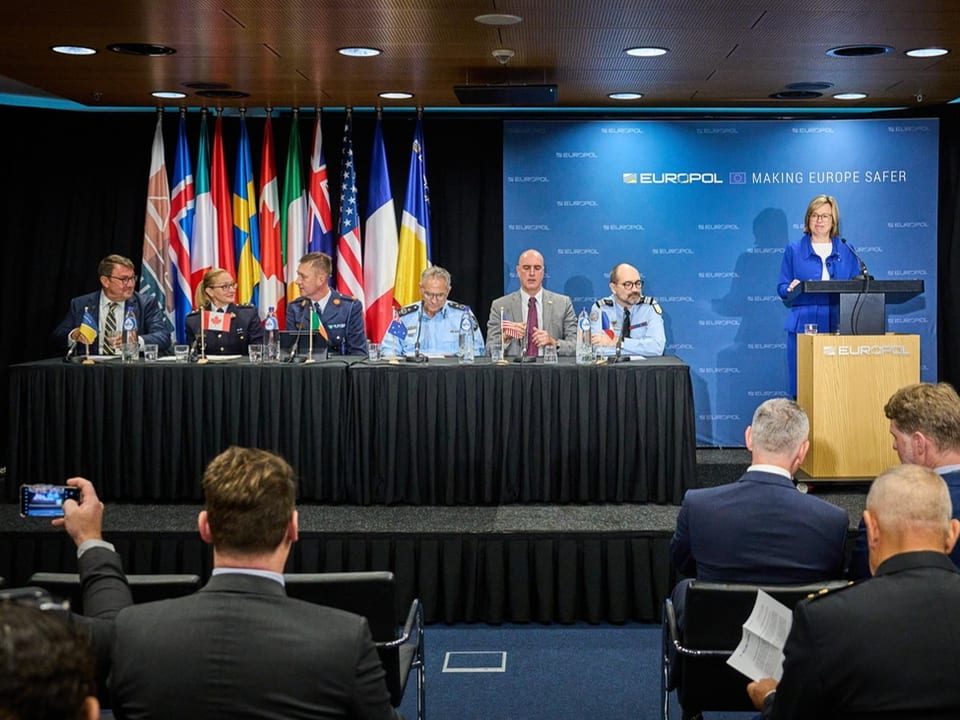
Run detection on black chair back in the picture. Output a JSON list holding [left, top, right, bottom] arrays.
[[28, 572, 201, 611]]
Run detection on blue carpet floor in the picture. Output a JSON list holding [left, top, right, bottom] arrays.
[[398, 623, 756, 720]]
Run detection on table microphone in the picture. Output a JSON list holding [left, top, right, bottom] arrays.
[[406, 304, 429, 363]]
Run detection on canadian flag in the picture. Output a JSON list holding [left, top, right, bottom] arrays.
[[201, 310, 232, 332]]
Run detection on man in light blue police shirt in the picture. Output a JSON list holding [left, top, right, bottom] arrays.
[[381, 266, 484, 357], [590, 263, 665, 357]]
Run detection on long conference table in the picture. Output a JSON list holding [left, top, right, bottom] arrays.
[[8, 356, 696, 504]]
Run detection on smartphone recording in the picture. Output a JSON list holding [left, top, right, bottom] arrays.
[[20, 484, 80, 518]]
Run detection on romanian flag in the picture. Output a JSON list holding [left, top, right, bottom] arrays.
[[78, 309, 98, 344], [201, 310, 232, 332]]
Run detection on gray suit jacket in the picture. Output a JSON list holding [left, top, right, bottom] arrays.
[[109, 572, 401, 720], [486, 288, 577, 356]]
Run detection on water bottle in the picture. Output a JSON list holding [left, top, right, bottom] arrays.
[[122, 306, 139, 363], [576, 308, 592, 365], [264, 306, 279, 362], [459, 308, 475, 364]]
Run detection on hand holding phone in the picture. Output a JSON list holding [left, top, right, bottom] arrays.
[[20, 485, 80, 518]]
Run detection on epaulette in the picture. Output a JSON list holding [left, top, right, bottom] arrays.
[[447, 300, 467, 311], [805, 581, 855, 601], [399, 303, 420, 317], [235, 303, 255, 309], [640, 296, 663, 315], [595, 297, 614, 307]]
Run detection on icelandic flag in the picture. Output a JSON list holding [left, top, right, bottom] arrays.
[[168, 114, 196, 343]]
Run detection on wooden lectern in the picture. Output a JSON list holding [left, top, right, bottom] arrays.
[[797, 333, 919, 478]]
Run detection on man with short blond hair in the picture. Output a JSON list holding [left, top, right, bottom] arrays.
[[286, 251, 366, 355], [848, 381, 960, 578]]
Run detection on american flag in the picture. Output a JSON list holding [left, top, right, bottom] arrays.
[[336, 111, 364, 304], [500, 309, 526, 339]]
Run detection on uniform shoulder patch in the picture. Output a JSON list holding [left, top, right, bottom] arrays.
[[595, 297, 614, 307], [641, 296, 663, 315], [399, 303, 420, 317], [805, 581, 854, 601]]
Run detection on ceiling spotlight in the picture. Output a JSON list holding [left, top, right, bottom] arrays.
[[51, 45, 96, 56], [906, 47, 949, 58], [107, 43, 176, 56], [474, 14, 522, 26], [492, 48, 515, 65], [379, 91, 414, 100], [608, 92, 643, 100], [152, 91, 187, 99], [625, 47, 668, 57], [826, 44, 893, 58], [338, 46, 382, 57], [833, 92, 868, 100]]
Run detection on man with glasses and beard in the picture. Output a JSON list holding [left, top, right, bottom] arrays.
[[590, 263, 665, 358]]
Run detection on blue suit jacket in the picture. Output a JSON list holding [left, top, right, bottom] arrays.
[[285, 291, 367, 356], [847, 468, 960, 579], [51, 290, 171, 353], [670, 470, 849, 583]]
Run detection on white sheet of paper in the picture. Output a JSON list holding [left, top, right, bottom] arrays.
[[725, 589, 794, 682]]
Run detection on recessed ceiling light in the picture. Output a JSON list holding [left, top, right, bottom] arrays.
[[152, 91, 187, 99], [338, 46, 382, 57], [379, 92, 413, 100], [826, 44, 893, 58], [107, 43, 176, 56], [769, 90, 822, 100], [906, 47, 949, 58], [625, 47, 668, 57], [195, 89, 250, 99], [50, 45, 97, 56], [474, 14, 522, 26], [833, 92, 868, 100], [608, 92, 643, 100]]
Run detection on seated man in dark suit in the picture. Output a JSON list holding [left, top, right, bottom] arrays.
[[286, 251, 367, 356], [748, 464, 960, 718], [51, 254, 171, 356], [667, 398, 849, 691], [64, 447, 401, 720], [847, 381, 960, 578]]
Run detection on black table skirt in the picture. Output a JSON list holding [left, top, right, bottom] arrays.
[[9, 357, 695, 504]]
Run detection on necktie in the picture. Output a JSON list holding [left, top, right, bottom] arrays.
[[622, 307, 632, 339], [526, 297, 538, 357], [103, 302, 118, 354]]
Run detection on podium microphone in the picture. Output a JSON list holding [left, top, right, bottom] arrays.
[[406, 304, 429, 363], [841, 238, 872, 279]]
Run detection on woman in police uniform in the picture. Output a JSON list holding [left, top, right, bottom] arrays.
[[185, 268, 263, 355]]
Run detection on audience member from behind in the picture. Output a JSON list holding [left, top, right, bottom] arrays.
[[0, 602, 100, 720], [847, 381, 960, 578], [51, 254, 171, 356], [103, 446, 401, 720], [670, 398, 848, 585], [748, 464, 960, 718], [185, 268, 263, 355]]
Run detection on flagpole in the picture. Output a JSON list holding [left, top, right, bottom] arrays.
[[82, 305, 94, 365], [197, 309, 209, 364], [305, 305, 316, 364]]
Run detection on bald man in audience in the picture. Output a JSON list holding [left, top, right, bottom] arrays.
[[749, 464, 960, 718], [848, 381, 960, 579]]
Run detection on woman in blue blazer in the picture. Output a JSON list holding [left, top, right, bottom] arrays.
[[777, 194, 861, 396]]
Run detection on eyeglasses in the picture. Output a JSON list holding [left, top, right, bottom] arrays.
[[810, 213, 833, 222], [422, 291, 448, 301], [108, 274, 138, 285], [618, 280, 643, 290], [211, 283, 238, 290]]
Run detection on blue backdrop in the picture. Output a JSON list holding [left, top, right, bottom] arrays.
[[503, 118, 939, 446]]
